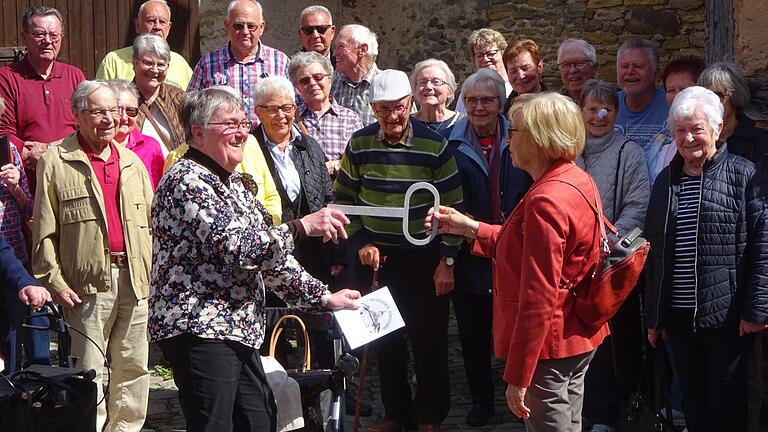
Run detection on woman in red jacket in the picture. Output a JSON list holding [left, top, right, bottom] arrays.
[[427, 92, 609, 431]]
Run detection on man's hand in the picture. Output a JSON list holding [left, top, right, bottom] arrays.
[[330, 264, 345, 277], [433, 259, 454, 296], [358, 243, 382, 270], [18, 285, 51, 310], [506, 384, 531, 419], [22, 141, 49, 169], [325, 288, 361, 310], [53, 288, 82, 309], [740, 319, 768, 336], [300, 208, 350, 243]]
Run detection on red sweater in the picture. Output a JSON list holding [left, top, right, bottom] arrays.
[[472, 159, 609, 387]]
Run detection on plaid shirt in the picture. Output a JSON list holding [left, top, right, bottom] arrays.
[[331, 64, 380, 126], [188, 42, 290, 124], [0, 146, 32, 263], [297, 100, 363, 162]]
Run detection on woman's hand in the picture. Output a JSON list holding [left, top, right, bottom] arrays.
[[0, 163, 21, 188], [739, 319, 768, 336], [506, 384, 531, 419], [300, 208, 350, 243], [325, 288, 361, 310], [425, 206, 480, 239]]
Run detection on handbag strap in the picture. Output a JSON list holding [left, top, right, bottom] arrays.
[[268, 314, 311, 372]]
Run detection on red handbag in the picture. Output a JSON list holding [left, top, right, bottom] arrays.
[[556, 178, 650, 331]]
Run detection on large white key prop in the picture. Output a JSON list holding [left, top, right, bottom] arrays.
[[327, 182, 440, 246]]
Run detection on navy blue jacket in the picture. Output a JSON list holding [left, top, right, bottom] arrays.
[[644, 144, 768, 329], [0, 236, 38, 295], [449, 116, 532, 295]]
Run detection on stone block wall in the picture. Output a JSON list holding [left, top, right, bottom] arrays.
[[199, 0, 715, 90]]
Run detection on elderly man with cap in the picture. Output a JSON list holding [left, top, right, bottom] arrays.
[[334, 70, 463, 432]]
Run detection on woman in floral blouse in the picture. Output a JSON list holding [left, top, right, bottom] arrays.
[[148, 86, 360, 432]]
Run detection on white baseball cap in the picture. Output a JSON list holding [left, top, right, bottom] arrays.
[[369, 69, 412, 103]]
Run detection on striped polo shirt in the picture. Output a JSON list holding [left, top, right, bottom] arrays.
[[670, 174, 702, 309]]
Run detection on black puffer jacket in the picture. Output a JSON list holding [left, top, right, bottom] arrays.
[[644, 144, 768, 330]]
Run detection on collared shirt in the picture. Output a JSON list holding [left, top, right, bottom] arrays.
[[123, 128, 164, 191], [297, 100, 363, 162], [0, 146, 32, 263], [0, 58, 85, 152], [188, 42, 291, 124], [95, 46, 193, 89], [78, 135, 124, 253], [263, 126, 301, 202], [375, 120, 414, 147], [331, 63, 380, 126]]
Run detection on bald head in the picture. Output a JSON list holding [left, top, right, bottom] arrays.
[[224, 0, 265, 60], [135, 0, 172, 39]]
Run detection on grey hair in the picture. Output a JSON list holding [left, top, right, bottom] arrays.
[[22, 6, 64, 32], [617, 37, 659, 71], [71, 80, 116, 112], [180, 86, 244, 143], [253, 76, 295, 106], [698, 62, 751, 111], [339, 24, 378, 58], [138, 0, 171, 18], [227, 0, 262, 20], [288, 51, 332, 85], [557, 38, 597, 64], [107, 80, 140, 103], [300, 5, 332, 23], [579, 80, 618, 109], [668, 86, 724, 132], [410, 58, 458, 105], [461, 68, 506, 102], [132, 33, 171, 64]]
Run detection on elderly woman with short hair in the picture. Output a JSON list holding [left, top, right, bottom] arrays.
[[131, 33, 184, 156], [410, 59, 463, 138], [576, 80, 649, 431], [698, 62, 768, 164], [252, 76, 337, 284], [447, 68, 531, 426], [429, 92, 609, 431], [149, 86, 360, 432], [456, 29, 513, 113], [645, 86, 768, 432]]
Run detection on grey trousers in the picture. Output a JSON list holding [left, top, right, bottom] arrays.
[[523, 350, 596, 432]]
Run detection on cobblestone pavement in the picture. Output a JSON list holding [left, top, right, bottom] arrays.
[[141, 309, 526, 432]]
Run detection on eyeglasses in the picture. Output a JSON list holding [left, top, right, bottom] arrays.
[[474, 49, 499, 61], [258, 104, 296, 114], [138, 59, 168, 71], [300, 25, 332, 36], [713, 90, 730, 101], [416, 78, 447, 88], [231, 22, 261, 32], [298, 73, 329, 86], [118, 106, 139, 118], [464, 96, 499, 108], [28, 31, 62, 42], [557, 60, 591, 71], [207, 119, 253, 132], [82, 107, 119, 119], [375, 103, 410, 118]]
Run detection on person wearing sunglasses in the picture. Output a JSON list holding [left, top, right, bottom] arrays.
[[298, 5, 336, 67], [109, 80, 164, 190], [96, 0, 193, 90], [334, 69, 463, 432], [189, 0, 291, 125]]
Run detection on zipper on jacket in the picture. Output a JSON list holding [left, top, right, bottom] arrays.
[[655, 169, 672, 329], [691, 175, 704, 332]]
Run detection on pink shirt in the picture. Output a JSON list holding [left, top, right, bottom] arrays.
[[124, 128, 163, 190]]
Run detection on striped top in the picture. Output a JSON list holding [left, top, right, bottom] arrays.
[[333, 120, 463, 255], [188, 43, 290, 124], [670, 174, 702, 309]]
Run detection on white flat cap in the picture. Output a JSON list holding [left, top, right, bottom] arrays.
[[369, 69, 412, 103]]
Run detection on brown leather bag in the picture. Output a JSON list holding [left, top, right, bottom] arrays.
[[556, 178, 650, 331]]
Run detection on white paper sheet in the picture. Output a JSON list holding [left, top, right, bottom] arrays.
[[333, 286, 405, 350]]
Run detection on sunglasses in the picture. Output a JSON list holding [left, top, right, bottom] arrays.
[[301, 25, 332, 36], [119, 106, 139, 118], [298, 73, 329, 86]]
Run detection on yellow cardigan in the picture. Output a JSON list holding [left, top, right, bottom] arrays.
[[163, 134, 283, 224]]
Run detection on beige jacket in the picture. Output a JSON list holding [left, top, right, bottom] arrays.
[[32, 133, 154, 298]]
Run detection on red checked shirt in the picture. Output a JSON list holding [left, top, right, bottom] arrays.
[[78, 134, 125, 253]]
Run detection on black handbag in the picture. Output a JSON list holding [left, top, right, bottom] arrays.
[[619, 343, 679, 432]]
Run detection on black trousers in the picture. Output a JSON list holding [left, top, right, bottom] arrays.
[[666, 310, 753, 432], [159, 333, 277, 432], [451, 291, 494, 408], [364, 247, 450, 424]]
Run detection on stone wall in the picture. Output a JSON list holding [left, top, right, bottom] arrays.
[[199, 0, 711, 90], [734, 0, 768, 77]]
